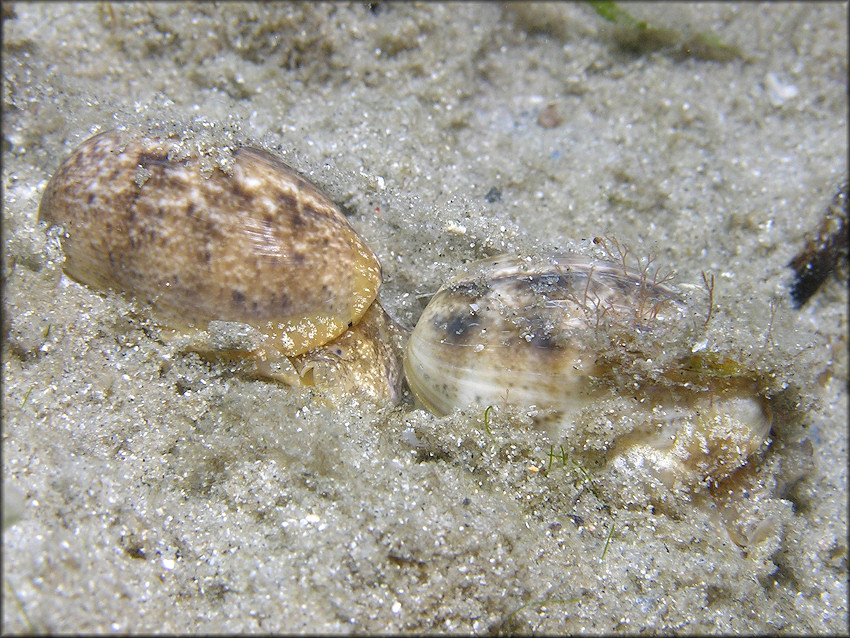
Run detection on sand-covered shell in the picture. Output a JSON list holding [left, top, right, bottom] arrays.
[[404, 253, 772, 488], [38, 130, 399, 400]]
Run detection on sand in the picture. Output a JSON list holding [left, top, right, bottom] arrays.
[[3, 2, 847, 633]]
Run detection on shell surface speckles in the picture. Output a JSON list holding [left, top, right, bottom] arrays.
[[404, 253, 772, 490], [403, 253, 688, 416], [38, 131, 382, 358]]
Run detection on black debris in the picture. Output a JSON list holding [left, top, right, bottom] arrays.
[[788, 182, 848, 308]]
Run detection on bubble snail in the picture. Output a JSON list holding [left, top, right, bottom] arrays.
[[39, 129, 777, 502], [403, 252, 773, 496], [38, 130, 404, 403]]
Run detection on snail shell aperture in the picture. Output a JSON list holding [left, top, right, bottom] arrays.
[[404, 253, 772, 489], [38, 130, 401, 401]]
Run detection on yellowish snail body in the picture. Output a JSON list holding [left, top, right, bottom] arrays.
[[39, 130, 774, 498]]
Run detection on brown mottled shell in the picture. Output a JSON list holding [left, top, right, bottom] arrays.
[[403, 253, 687, 416], [38, 131, 382, 357], [404, 253, 772, 490]]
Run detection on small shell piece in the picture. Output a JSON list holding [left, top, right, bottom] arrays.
[[403, 253, 687, 416], [38, 131, 381, 357], [606, 379, 773, 489]]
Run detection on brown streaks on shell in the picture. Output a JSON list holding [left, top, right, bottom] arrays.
[[38, 130, 382, 358], [403, 253, 687, 416], [403, 253, 772, 492]]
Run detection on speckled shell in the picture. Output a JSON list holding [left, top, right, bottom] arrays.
[[38, 131, 382, 357], [403, 253, 688, 416], [404, 253, 773, 489]]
